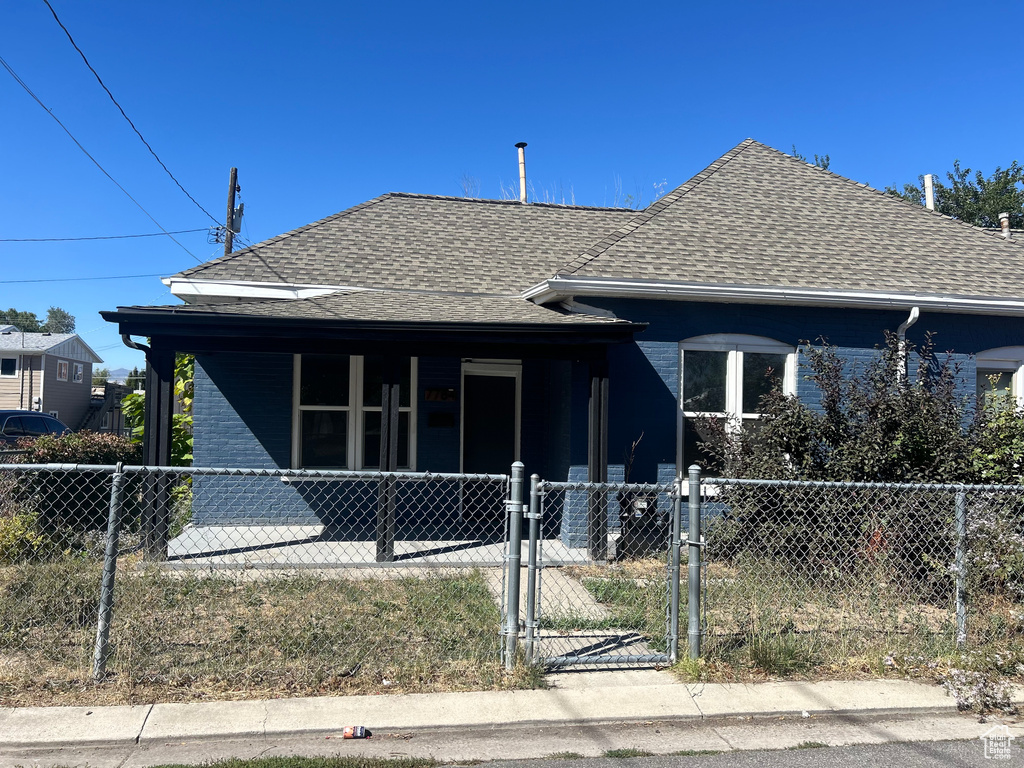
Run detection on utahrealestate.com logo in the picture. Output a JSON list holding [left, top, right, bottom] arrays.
[[981, 724, 1016, 760]]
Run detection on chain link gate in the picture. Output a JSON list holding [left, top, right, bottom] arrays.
[[508, 475, 684, 669]]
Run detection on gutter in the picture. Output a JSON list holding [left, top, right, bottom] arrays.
[[522, 277, 1024, 317]]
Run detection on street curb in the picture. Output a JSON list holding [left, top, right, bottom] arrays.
[[0, 679, 975, 749]]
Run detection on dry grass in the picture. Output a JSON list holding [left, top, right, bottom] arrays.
[[0, 560, 540, 706]]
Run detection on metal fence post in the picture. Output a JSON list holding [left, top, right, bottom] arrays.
[[668, 478, 683, 663], [955, 489, 968, 647], [93, 462, 125, 681], [687, 464, 703, 660], [524, 474, 541, 665], [504, 462, 525, 669]]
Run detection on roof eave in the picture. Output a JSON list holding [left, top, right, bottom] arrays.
[[524, 277, 1024, 317], [100, 306, 645, 343]]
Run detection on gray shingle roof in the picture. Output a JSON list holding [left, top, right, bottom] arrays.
[[559, 140, 1024, 299], [0, 332, 78, 353], [123, 291, 631, 326], [171, 140, 1024, 306], [177, 195, 636, 295]]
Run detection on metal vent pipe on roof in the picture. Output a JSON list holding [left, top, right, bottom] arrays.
[[923, 174, 935, 211], [515, 142, 528, 204], [1000, 212, 1012, 240]]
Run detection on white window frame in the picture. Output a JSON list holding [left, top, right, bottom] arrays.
[[291, 354, 418, 470], [0, 357, 16, 377], [73, 363, 84, 384], [677, 334, 796, 475], [48, 410, 59, 419], [459, 360, 523, 472], [976, 347, 1024, 404], [56, 359, 69, 382]]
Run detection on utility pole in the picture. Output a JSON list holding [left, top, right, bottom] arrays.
[[224, 167, 239, 257]]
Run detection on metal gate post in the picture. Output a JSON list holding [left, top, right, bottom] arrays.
[[524, 474, 542, 665], [668, 478, 683, 663], [687, 465, 703, 660], [504, 462, 525, 669], [955, 490, 968, 647], [93, 463, 125, 681]]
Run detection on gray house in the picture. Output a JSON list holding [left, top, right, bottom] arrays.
[[102, 139, 1024, 553], [0, 331, 102, 428]]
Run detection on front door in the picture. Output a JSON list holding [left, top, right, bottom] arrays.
[[461, 363, 520, 525]]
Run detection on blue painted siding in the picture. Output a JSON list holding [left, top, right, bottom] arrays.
[[192, 352, 319, 525]]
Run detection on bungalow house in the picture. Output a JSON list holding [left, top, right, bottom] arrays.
[[101, 139, 1024, 554], [0, 330, 102, 428]]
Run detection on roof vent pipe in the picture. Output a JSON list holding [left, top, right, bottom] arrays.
[[515, 142, 528, 204], [923, 174, 935, 211], [999, 212, 1012, 240]]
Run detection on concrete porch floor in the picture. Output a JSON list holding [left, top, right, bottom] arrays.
[[166, 524, 593, 568]]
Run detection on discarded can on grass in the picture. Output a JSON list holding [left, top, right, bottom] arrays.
[[343, 726, 368, 739]]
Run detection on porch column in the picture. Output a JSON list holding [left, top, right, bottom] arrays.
[[587, 357, 609, 560], [142, 348, 174, 559], [376, 357, 401, 562]]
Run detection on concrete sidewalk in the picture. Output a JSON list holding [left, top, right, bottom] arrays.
[[0, 671, 983, 749]]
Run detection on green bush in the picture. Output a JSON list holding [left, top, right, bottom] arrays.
[[12, 431, 141, 535], [0, 510, 52, 564]]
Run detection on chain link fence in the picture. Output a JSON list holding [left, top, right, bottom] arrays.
[[698, 475, 1024, 676], [0, 463, 522, 706], [518, 479, 683, 669]]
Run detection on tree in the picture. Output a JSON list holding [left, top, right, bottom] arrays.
[[0, 306, 76, 333], [42, 306, 75, 333], [791, 145, 831, 170], [885, 160, 1024, 229], [0, 309, 41, 332], [92, 367, 110, 386], [127, 366, 145, 391], [121, 354, 193, 465]]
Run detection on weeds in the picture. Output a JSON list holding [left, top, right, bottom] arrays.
[[0, 563, 533, 706]]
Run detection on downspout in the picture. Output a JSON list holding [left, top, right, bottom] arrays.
[[897, 306, 920, 386], [121, 334, 151, 355]]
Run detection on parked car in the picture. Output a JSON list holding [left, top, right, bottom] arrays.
[[0, 410, 71, 445]]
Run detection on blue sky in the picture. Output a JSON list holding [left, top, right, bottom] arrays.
[[2, 1, 1022, 370]]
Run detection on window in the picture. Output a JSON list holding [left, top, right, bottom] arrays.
[[976, 347, 1024, 406], [73, 363, 84, 384], [293, 354, 417, 470], [56, 360, 69, 381], [0, 358, 16, 377], [680, 334, 796, 475]]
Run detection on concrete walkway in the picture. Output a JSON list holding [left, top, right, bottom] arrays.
[[0, 673, 1011, 750]]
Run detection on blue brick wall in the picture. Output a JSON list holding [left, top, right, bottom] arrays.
[[192, 352, 320, 525], [576, 298, 1024, 492]]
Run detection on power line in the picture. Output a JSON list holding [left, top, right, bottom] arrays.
[[42, 0, 220, 226], [0, 54, 203, 263], [1, 228, 209, 242], [0, 273, 166, 284]]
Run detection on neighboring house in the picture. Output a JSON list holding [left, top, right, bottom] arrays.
[[0, 331, 102, 429], [102, 139, 1024, 546]]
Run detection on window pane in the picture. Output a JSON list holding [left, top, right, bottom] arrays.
[[683, 417, 720, 477], [21, 415, 48, 437], [301, 410, 348, 468], [300, 355, 350, 406], [978, 370, 1013, 404], [0, 358, 15, 376], [361, 411, 410, 469], [2, 417, 24, 436], [742, 353, 786, 413], [362, 356, 412, 408], [683, 350, 727, 412]]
